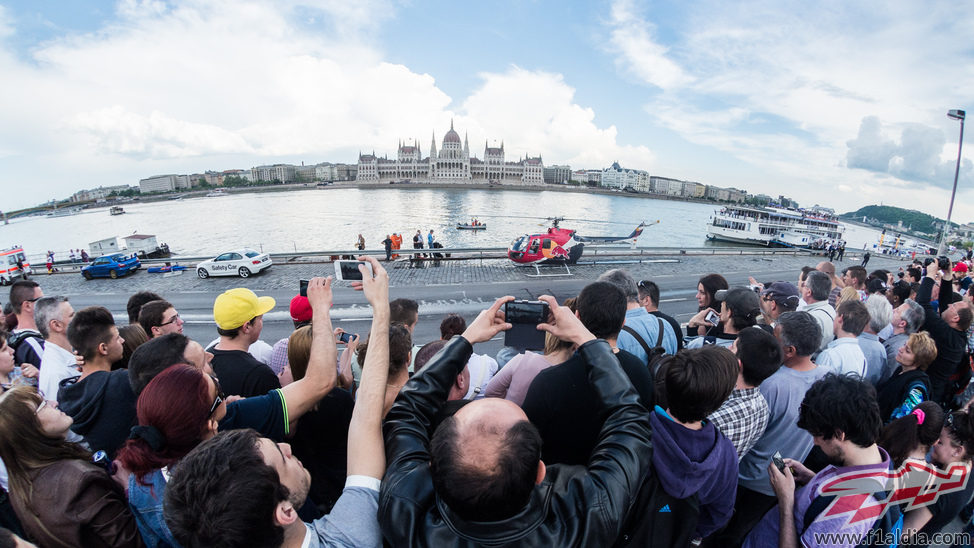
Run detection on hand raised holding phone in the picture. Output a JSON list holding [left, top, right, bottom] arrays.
[[305, 277, 333, 312], [536, 295, 596, 346], [461, 296, 514, 345], [349, 256, 389, 307]]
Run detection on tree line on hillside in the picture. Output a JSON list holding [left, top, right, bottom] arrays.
[[840, 205, 953, 235]]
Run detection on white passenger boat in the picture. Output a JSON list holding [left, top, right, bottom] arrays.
[[707, 205, 844, 247]]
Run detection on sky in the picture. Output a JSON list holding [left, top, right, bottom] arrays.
[[1, 0, 973, 221]]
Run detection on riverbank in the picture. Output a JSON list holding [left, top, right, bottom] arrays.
[[74, 179, 733, 213]]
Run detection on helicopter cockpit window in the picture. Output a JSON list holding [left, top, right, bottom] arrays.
[[528, 239, 540, 254], [542, 239, 553, 249], [511, 236, 529, 252]]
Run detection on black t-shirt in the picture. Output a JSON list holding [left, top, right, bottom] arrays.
[[651, 310, 684, 350], [522, 348, 654, 466], [219, 388, 288, 442], [290, 389, 354, 514], [209, 348, 281, 398], [916, 465, 974, 539]]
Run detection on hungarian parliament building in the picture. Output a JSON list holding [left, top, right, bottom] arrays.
[[356, 121, 544, 184]]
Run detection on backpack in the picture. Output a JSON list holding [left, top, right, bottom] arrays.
[[621, 317, 667, 374], [613, 464, 700, 548], [7, 330, 44, 365], [800, 460, 902, 548]]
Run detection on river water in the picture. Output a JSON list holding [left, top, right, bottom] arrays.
[[1, 187, 886, 260]]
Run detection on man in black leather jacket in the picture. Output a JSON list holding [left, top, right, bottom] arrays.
[[917, 259, 972, 405], [379, 295, 653, 547]]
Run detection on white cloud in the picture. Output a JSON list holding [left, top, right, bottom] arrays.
[[70, 106, 255, 158], [460, 67, 655, 169], [604, 0, 691, 90], [846, 115, 972, 190], [0, 0, 648, 208], [604, 0, 974, 216]]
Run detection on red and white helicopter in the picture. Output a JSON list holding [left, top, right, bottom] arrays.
[[507, 217, 650, 267]]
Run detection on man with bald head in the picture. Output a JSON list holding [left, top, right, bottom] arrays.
[[379, 295, 652, 546]]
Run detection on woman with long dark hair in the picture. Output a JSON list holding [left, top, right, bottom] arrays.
[[0, 387, 142, 547], [116, 364, 222, 547], [877, 401, 944, 468], [685, 273, 729, 337]]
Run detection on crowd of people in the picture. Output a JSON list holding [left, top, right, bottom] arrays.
[[2, 253, 974, 547]]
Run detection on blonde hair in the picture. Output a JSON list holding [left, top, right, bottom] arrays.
[[906, 332, 937, 371], [837, 286, 860, 305], [287, 325, 313, 381]]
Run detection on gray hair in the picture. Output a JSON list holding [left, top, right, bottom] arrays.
[[34, 296, 69, 339], [864, 294, 892, 334], [597, 269, 638, 303], [900, 299, 925, 334], [776, 311, 822, 357], [805, 271, 832, 302]]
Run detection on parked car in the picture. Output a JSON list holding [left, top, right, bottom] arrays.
[[196, 249, 272, 279], [82, 253, 140, 280]]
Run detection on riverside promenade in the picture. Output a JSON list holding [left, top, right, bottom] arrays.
[[31, 252, 908, 356]]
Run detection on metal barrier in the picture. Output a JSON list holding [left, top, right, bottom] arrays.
[[36, 244, 914, 275]]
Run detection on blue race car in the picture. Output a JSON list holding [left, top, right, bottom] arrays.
[[81, 253, 141, 280]]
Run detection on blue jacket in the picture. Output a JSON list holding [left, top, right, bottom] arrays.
[[128, 469, 181, 548]]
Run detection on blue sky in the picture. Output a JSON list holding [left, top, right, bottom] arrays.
[[1, 0, 972, 220]]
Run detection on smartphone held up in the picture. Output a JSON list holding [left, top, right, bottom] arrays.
[[503, 300, 551, 351], [335, 261, 373, 281]]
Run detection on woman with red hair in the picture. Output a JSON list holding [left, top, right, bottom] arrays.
[[116, 364, 224, 547]]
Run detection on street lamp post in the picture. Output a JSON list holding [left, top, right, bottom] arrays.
[[938, 109, 966, 256]]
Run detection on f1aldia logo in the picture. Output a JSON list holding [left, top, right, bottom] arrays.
[[816, 460, 970, 525]]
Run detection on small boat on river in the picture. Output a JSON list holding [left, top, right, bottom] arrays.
[[109, 206, 125, 216], [457, 219, 487, 230]]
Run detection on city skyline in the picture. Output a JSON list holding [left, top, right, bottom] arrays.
[[0, 1, 971, 218]]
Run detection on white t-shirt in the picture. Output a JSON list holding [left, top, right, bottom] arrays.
[[38, 342, 80, 401], [464, 353, 499, 400]]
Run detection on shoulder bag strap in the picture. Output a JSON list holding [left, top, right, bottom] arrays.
[[622, 325, 654, 358]]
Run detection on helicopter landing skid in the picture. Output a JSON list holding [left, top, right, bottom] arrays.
[[524, 262, 572, 277]]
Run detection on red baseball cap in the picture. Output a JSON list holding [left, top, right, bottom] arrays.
[[954, 262, 969, 273], [289, 295, 313, 323]]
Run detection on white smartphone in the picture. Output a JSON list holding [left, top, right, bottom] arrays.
[[334, 260, 373, 281]]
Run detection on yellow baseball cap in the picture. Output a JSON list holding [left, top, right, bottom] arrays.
[[213, 288, 276, 330]]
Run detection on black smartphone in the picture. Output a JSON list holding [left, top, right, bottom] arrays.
[[504, 300, 550, 350], [299, 279, 309, 297], [772, 451, 786, 473], [338, 332, 355, 344]]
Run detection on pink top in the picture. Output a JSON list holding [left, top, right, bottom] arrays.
[[484, 351, 558, 407]]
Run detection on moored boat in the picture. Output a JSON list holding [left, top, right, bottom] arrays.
[[457, 223, 487, 230], [109, 206, 125, 216], [707, 205, 843, 247]]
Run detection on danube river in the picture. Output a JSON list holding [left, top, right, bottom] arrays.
[[2, 187, 886, 260]]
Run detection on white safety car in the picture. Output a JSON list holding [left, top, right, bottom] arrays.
[[196, 249, 272, 279]]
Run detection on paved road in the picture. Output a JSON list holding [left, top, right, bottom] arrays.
[[26, 253, 909, 358]]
